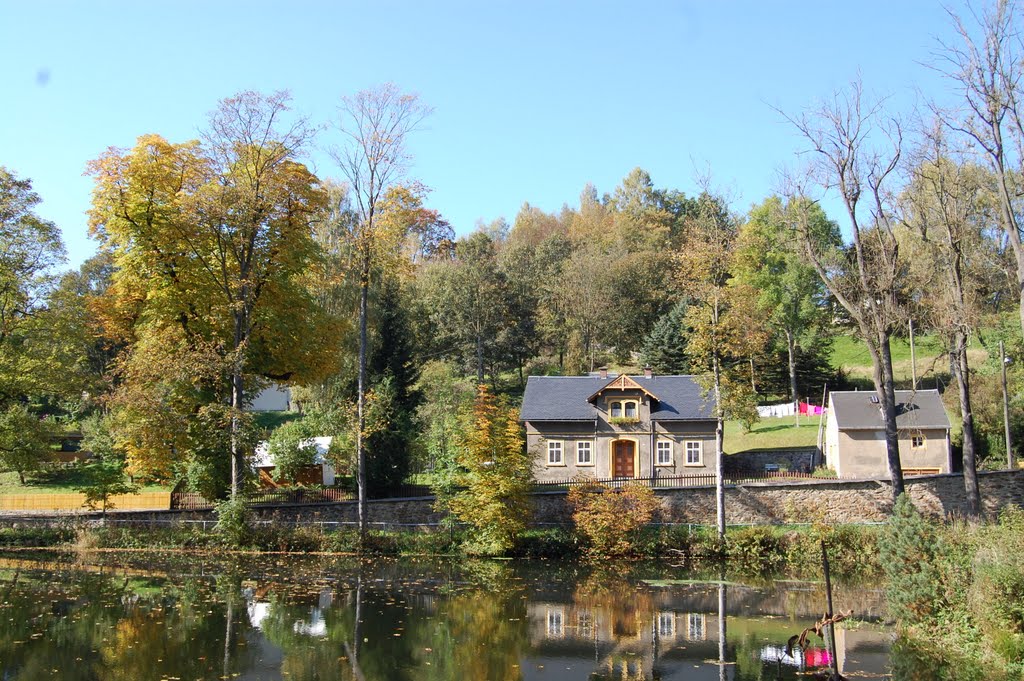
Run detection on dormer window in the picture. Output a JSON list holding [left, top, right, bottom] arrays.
[[609, 399, 639, 424]]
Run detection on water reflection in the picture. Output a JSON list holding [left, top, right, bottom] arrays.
[[0, 554, 892, 680]]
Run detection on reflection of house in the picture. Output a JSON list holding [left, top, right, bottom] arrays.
[[520, 370, 717, 482], [252, 436, 336, 486], [824, 390, 953, 478]]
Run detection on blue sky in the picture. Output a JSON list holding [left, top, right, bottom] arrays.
[[3, 1, 966, 269]]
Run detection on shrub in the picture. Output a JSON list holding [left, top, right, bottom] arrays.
[[568, 481, 660, 557], [214, 497, 251, 548], [726, 525, 786, 572]]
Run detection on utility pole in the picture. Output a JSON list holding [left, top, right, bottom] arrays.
[[909, 319, 917, 391], [1001, 340, 1015, 470]]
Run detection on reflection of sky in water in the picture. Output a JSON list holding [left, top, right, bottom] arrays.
[[0, 556, 894, 681]]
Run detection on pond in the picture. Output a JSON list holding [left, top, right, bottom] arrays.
[[0, 552, 894, 680]]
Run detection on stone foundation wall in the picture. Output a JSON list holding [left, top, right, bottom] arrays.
[[2, 470, 1020, 529], [533, 469, 1024, 526]]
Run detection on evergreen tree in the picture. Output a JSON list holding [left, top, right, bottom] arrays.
[[640, 300, 691, 374], [365, 277, 421, 493]]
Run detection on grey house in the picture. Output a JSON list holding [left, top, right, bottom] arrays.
[[824, 389, 953, 478], [520, 371, 717, 482]]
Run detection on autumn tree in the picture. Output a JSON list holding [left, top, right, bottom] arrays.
[[449, 386, 533, 555], [330, 84, 431, 537], [677, 192, 770, 537], [0, 167, 70, 405], [784, 80, 910, 502], [89, 91, 335, 499], [900, 123, 1005, 514]]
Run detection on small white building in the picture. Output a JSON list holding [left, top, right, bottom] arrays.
[[824, 390, 953, 478], [252, 436, 336, 486], [249, 384, 291, 412]]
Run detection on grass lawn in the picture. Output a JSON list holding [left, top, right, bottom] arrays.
[[252, 410, 302, 433], [829, 332, 989, 387], [0, 469, 169, 495], [725, 415, 821, 453]]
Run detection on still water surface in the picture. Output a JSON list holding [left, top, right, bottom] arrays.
[[0, 552, 893, 680]]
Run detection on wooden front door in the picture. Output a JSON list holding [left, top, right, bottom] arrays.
[[612, 440, 635, 478]]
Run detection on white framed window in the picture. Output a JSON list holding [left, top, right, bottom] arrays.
[[577, 441, 593, 465], [656, 440, 673, 466], [911, 435, 925, 449], [577, 610, 593, 638], [546, 608, 564, 637], [657, 611, 675, 637], [547, 441, 564, 465], [687, 613, 705, 640], [685, 441, 702, 466]]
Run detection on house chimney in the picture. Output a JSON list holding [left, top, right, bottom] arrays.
[[598, 366, 608, 379], [644, 365, 653, 379]]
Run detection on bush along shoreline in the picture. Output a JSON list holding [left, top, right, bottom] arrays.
[[881, 496, 1024, 679], [0, 518, 880, 579]]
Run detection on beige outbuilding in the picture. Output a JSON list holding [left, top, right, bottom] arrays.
[[824, 389, 953, 478]]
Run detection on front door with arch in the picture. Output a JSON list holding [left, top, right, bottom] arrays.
[[612, 440, 635, 478]]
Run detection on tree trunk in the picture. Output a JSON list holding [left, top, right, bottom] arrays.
[[229, 312, 246, 500], [357, 271, 369, 542], [475, 333, 484, 385], [786, 329, 799, 412], [952, 333, 980, 515], [713, 352, 725, 539], [875, 332, 905, 502]]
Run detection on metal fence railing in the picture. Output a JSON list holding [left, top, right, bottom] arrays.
[[531, 470, 832, 492]]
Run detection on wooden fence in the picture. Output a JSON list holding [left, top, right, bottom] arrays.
[[0, 491, 171, 512]]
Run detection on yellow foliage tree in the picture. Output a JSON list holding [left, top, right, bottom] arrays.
[[449, 386, 533, 555]]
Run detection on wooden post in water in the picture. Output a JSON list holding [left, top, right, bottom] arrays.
[[821, 540, 841, 679]]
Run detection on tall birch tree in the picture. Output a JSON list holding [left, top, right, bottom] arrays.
[[330, 84, 431, 538]]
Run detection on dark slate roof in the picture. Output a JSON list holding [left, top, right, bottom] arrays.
[[519, 374, 715, 422], [829, 390, 951, 431]]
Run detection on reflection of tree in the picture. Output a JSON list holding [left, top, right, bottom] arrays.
[[0, 570, 258, 681]]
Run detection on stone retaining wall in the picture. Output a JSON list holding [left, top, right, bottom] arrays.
[[2, 470, 1021, 529]]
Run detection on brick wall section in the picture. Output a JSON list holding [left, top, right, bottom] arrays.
[[1, 470, 1021, 529]]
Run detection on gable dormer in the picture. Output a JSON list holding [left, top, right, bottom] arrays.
[[588, 375, 660, 423]]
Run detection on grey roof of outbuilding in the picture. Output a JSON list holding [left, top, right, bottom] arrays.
[[519, 375, 715, 422], [829, 390, 951, 431]]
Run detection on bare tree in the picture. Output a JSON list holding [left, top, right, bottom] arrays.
[[782, 80, 908, 502], [936, 0, 1024, 340], [331, 84, 431, 539], [902, 120, 996, 515]]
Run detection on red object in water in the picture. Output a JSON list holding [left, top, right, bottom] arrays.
[[804, 647, 832, 667]]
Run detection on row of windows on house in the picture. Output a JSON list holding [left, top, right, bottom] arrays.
[[545, 608, 705, 640], [546, 439, 704, 466]]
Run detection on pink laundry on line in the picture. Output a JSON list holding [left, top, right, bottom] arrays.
[[798, 401, 825, 416]]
